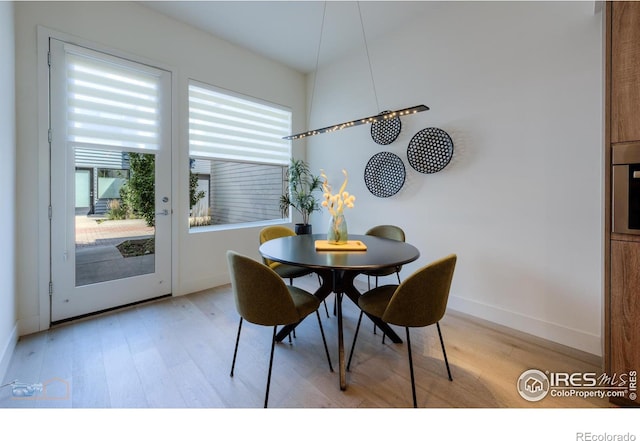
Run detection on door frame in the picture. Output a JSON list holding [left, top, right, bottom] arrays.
[[36, 26, 179, 330]]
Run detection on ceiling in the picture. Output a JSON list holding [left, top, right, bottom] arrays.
[[139, 1, 439, 73]]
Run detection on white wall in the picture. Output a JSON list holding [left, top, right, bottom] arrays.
[[307, 1, 604, 355], [0, 0, 18, 380], [15, 1, 307, 334]]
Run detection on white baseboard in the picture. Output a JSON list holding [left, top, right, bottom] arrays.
[[0, 324, 18, 382], [447, 294, 602, 357], [17, 315, 42, 337]]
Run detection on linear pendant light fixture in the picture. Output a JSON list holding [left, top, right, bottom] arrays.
[[284, 2, 428, 141], [284, 105, 429, 140]]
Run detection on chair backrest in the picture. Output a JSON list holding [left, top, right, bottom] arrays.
[[382, 254, 457, 327], [365, 225, 406, 243], [366, 225, 406, 276], [226, 250, 299, 326], [259, 226, 297, 268]]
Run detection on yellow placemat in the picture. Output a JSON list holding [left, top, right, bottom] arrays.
[[315, 240, 367, 251]]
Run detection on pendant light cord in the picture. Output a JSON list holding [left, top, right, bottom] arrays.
[[307, 1, 327, 131], [358, 1, 380, 114]]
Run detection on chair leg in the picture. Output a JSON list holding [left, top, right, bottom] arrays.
[[437, 322, 453, 381], [230, 317, 243, 377], [316, 311, 333, 372], [318, 275, 330, 318], [347, 310, 364, 371], [372, 276, 379, 336], [264, 326, 277, 408], [405, 327, 417, 408]]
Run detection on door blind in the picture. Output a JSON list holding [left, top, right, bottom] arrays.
[[65, 45, 162, 151]]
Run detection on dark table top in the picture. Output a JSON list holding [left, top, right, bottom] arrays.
[[258, 233, 420, 272]]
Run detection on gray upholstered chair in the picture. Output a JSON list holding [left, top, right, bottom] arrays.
[[347, 254, 457, 408], [259, 226, 329, 317], [227, 250, 333, 408]]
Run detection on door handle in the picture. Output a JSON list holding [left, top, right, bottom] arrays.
[[156, 209, 169, 216]]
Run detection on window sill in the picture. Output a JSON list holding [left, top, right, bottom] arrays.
[[188, 218, 291, 234]]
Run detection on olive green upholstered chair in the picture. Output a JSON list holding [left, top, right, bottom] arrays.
[[259, 226, 314, 283], [347, 254, 457, 408], [361, 225, 406, 336], [259, 226, 329, 317], [227, 250, 333, 408], [364, 225, 406, 289]]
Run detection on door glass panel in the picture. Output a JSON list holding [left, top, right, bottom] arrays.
[[75, 149, 156, 286]]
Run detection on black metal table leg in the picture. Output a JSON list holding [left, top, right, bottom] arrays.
[[335, 291, 346, 390], [341, 272, 402, 344], [275, 270, 333, 342]]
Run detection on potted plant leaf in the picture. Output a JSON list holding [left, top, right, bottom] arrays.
[[280, 158, 322, 234]]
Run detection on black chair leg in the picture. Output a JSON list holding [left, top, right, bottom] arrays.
[[405, 327, 417, 408], [230, 317, 243, 377], [264, 326, 277, 408], [316, 275, 330, 318], [437, 322, 453, 381], [316, 311, 333, 372], [347, 310, 364, 371]]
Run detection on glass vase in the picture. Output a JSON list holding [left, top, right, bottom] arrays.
[[327, 214, 348, 245]]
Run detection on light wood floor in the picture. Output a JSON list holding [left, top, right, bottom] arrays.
[[0, 275, 612, 408]]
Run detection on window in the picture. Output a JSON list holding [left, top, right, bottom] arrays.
[[188, 81, 291, 229]]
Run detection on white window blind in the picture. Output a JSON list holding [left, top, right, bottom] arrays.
[[188, 82, 291, 165], [65, 45, 161, 151]]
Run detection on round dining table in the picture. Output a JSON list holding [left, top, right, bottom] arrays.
[[259, 233, 420, 390]]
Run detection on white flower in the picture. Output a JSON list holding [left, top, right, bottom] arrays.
[[320, 169, 356, 217]]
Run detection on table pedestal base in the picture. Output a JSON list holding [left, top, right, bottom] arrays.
[[275, 269, 401, 391]]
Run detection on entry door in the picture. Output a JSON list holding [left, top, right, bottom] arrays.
[[49, 39, 172, 322]]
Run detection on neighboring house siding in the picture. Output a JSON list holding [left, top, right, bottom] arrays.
[[75, 148, 128, 169], [75, 149, 130, 214], [210, 161, 285, 225]]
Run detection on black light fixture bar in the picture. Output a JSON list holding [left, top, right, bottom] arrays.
[[283, 104, 429, 140]]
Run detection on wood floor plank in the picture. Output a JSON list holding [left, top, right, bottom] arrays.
[[70, 317, 111, 408]]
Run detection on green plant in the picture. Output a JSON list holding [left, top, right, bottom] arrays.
[[106, 199, 128, 220], [189, 169, 205, 210], [279, 158, 322, 225], [122, 152, 156, 227]]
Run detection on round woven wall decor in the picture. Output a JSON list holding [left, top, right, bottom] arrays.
[[407, 127, 454, 174], [370, 110, 401, 145], [364, 151, 406, 198]]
